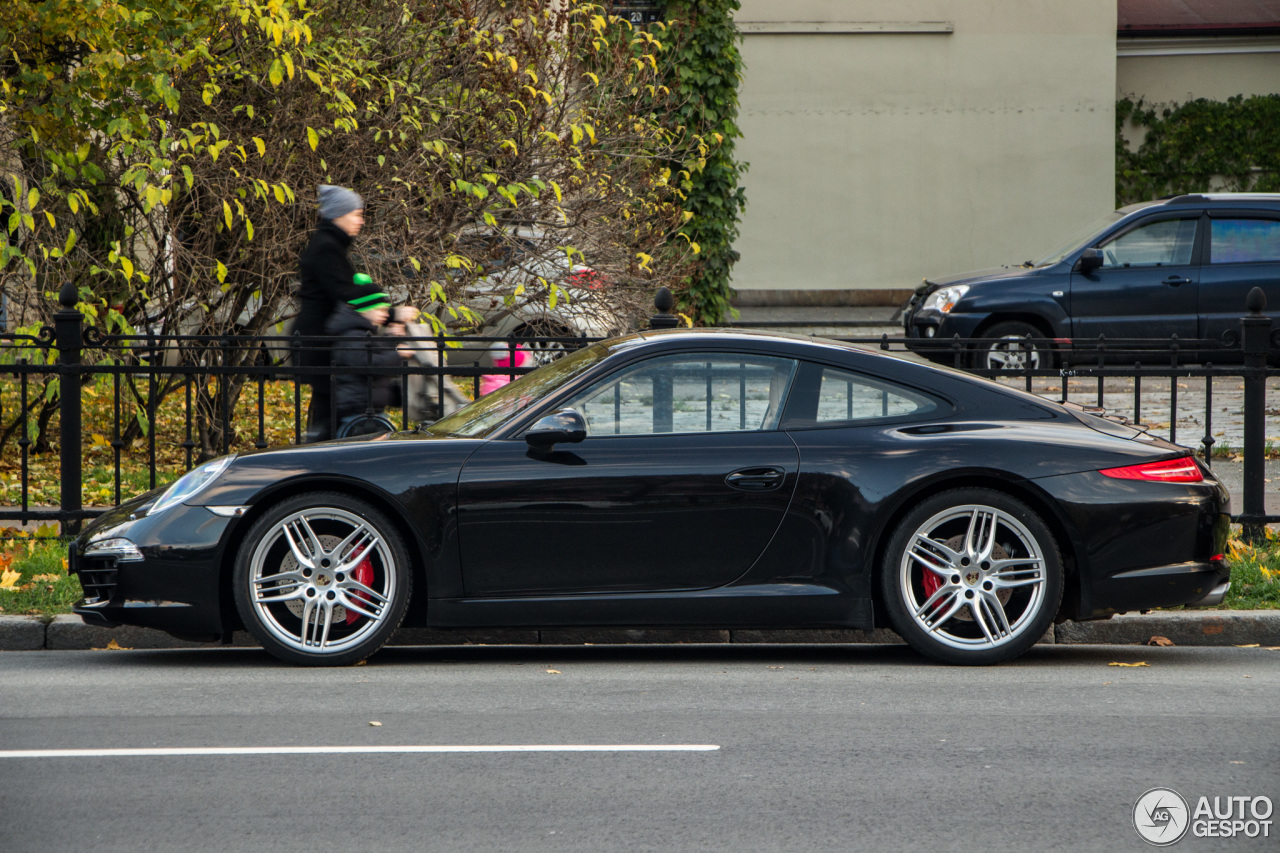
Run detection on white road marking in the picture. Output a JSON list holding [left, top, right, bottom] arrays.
[[0, 744, 721, 759]]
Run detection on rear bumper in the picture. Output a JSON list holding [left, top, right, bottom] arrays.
[[1085, 560, 1232, 616], [1032, 468, 1231, 619]]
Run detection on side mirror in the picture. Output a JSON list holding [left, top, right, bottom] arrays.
[[1076, 247, 1103, 273], [525, 409, 587, 450]]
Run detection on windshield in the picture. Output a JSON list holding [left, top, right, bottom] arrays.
[[423, 342, 608, 438], [1031, 209, 1126, 267]]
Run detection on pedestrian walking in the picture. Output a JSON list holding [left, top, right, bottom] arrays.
[[325, 287, 413, 438], [296, 184, 366, 441]]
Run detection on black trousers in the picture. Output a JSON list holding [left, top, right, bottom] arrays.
[[299, 345, 334, 442]]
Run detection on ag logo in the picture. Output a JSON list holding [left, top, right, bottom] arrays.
[[1134, 788, 1190, 846]]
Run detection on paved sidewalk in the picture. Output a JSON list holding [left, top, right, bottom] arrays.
[[2, 611, 1277, 652]]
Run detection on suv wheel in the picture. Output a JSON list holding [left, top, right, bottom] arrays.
[[976, 321, 1051, 371]]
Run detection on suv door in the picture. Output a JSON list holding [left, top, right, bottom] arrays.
[[1070, 213, 1202, 345], [1199, 212, 1280, 345]]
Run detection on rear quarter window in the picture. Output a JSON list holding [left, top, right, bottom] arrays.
[[1210, 219, 1280, 264], [782, 363, 943, 429]]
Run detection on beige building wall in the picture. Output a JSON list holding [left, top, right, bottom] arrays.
[[732, 0, 1117, 300], [1117, 38, 1280, 106]]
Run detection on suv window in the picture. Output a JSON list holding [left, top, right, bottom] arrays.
[[1100, 218, 1197, 268], [1210, 219, 1280, 264], [567, 354, 798, 436]]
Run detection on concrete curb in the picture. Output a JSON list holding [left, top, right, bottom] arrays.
[[2, 611, 1277, 651]]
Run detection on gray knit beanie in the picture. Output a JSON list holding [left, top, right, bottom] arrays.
[[317, 184, 363, 220]]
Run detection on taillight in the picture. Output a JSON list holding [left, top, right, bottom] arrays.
[[565, 268, 606, 290], [1099, 457, 1203, 483]]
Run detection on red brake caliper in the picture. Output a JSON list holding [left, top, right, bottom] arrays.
[[345, 558, 374, 625], [921, 567, 943, 609]]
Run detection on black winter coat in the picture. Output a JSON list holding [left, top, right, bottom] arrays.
[[297, 220, 361, 368], [325, 304, 403, 417]]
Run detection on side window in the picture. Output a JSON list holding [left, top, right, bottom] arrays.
[[1210, 219, 1280, 264], [566, 354, 797, 436], [783, 364, 941, 428], [1100, 218, 1197, 268]]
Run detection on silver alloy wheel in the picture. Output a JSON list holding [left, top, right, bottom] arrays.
[[520, 337, 568, 366], [984, 336, 1041, 370], [513, 322, 573, 366], [898, 503, 1048, 651], [246, 507, 397, 655]]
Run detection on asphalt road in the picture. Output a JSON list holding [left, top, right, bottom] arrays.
[[2, 644, 1277, 852]]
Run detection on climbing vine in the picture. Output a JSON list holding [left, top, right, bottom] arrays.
[[662, 0, 746, 325], [1117, 94, 1280, 206]]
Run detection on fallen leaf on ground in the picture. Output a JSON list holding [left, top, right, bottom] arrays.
[[546, 669, 561, 674], [1235, 643, 1260, 648], [369, 721, 382, 727], [1148, 636, 1174, 647], [0, 567, 20, 589], [1102, 681, 1112, 685], [1109, 661, 1149, 667], [94, 639, 131, 650], [31, 573, 61, 583], [1265, 646, 1280, 651]]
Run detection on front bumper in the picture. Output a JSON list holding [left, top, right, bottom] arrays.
[[901, 306, 987, 363], [69, 500, 237, 635]]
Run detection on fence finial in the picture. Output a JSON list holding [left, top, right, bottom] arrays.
[[649, 287, 680, 329], [58, 281, 77, 310], [1246, 286, 1266, 315]]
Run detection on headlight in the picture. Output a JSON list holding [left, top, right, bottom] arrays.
[[922, 285, 970, 314], [150, 455, 236, 514], [83, 537, 143, 562]]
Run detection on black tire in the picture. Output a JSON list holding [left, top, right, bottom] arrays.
[[512, 321, 574, 366], [880, 488, 1063, 665], [233, 492, 412, 666], [974, 321, 1052, 371], [336, 413, 396, 439]]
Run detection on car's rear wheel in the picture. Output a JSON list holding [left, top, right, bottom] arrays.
[[233, 492, 411, 666], [512, 320, 574, 366], [975, 321, 1050, 371], [881, 488, 1062, 665]]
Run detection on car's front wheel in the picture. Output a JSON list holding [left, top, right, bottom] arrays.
[[881, 488, 1063, 665], [975, 321, 1050, 371], [233, 492, 411, 666]]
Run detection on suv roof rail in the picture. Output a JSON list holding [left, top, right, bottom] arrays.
[[1163, 194, 1207, 204]]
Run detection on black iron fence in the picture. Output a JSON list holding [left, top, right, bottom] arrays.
[[2, 284, 1278, 538]]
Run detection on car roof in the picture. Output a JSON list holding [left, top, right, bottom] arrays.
[[616, 326, 884, 357]]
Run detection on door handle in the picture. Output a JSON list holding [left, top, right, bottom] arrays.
[[725, 467, 785, 491], [1163, 276, 1192, 287]]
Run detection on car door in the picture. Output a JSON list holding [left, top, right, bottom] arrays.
[[456, 352, 801, 596], [1070, 213, 1201, 343], [1198, 212, 1280, 345]]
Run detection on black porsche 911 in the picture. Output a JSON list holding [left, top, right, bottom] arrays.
[[70, 329, 1231, 666]]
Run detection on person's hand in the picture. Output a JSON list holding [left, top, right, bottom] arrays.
[[396, 344, 414, 359], [385, 322, 406, 336], [395, 306, 419, 324]]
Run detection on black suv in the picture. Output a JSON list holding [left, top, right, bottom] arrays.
[[902, 193, 1280, 368]]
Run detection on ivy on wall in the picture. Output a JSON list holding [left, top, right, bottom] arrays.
[[1117, 94, 1280, 206], [663, 0, 746, 325]]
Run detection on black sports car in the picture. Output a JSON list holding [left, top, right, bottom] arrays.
[[70, 330, 1231, 666]]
